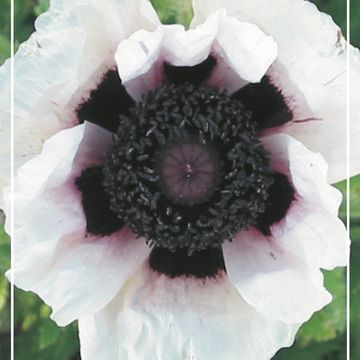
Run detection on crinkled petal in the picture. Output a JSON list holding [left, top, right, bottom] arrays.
[[223, 229, 332, 324], [192, 0, 360, 182], [79, 265, 299, 360], [208, 14, 277, 91], [262, 133, 349, 269], [0, 0, 159, 186], [223, 134, 348, 324], [6, 123, 150, 326], [116, 10, 277, 99], [115, 26, 165, 100]]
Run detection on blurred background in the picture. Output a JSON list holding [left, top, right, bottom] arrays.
[[0, 0, 359, 359]]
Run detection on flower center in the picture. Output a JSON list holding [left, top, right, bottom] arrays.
[[157, 139, 220, 206], [102, 83, 274, 253]]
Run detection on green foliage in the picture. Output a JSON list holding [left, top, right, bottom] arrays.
[[350, 219, 360, 358], [34, 0, 50, 16], [298, 268, 346, 344], [0, 35, 11, 64], [313, 0, 360, 47], [312, 0, 346, 36], [273, 174, 360, 359], [0, 219, 10, 357], [0, 0, 50, 64], [351, 1, 360, 47], [13, 0, 38, 45], [350, 177, 360, 218], [275, 333, 346, 360], [0, 0, 360, 359], [14, 289, 80, 360], [0, 0, 11, 64], [152, 0, 193, 27]]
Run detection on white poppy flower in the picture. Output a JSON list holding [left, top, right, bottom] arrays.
[[1, 0, 359, 359]]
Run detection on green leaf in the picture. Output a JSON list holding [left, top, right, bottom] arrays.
[[312, 0, 346, 34], [350, 177, 360, 219], [39, 304, 52, 319], [312, 0, 360, 48], [22, 313, 38, 332], [37, 323, 80, 360], [34, 0, 50, 16], [0, 221, 10, 343], [12, 290, 80, 359], [274, 333, 346, 360], [0, 227, 10, 267], [151, 0, 193, 27], [351, 0, 360, 47], [0, 277, 8, 312], [0, 301, 10, 335], [297, 268, 346, 344], [39, 320, 61, 350], [350, 220, 360, 356], [0, 34, 11, 64]]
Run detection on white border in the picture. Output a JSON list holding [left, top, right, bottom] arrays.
[[346, 0, 351, 358], [7, 0, 354, 359], [10, 0, 15, 358]]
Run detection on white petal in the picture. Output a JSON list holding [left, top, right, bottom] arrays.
[[212, 14, 277, 84], [0, 0, 159, 184], [192, 0, 360, 182], [116, 10, 277, 99], [79, 265, 299, 360], [115, 27, 165, 99], [273, 205, 348, 270], [262, 133, 349, 269], [206, 12, 278, 92], [223, 134, 348, 324], [223, 230, 332, 324], [6, 123, 150, 326]]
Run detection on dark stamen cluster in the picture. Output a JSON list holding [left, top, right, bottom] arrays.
[[103, 83, 274, 253]]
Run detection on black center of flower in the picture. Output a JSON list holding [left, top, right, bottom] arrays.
[[157, 139, 220, 206], [102, 83, 275, 253]]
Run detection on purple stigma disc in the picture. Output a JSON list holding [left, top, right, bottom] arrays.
[[158, 140, 220, 205]]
